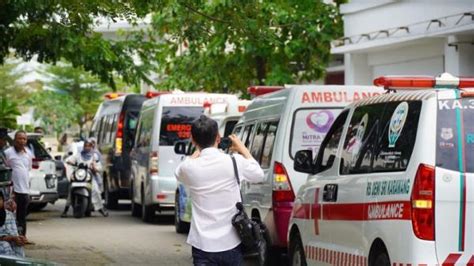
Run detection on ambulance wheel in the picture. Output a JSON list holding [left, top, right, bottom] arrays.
[[258, 223, 274, 266], [104, 180, 119, 210], [130, 182, 141, 217], [174, 191, 190, 234], [373, 252, 390, 266], [289, 232, 307, 266], [141, 190, 154, 223]]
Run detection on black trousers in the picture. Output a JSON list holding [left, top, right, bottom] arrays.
[[14, 192, 29, 236]]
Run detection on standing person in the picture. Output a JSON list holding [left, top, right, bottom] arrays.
[[88, 137, 103, 193], [61, 139, 108, 217], [4, 131, 33, 236], [175, 115, 264, 266]]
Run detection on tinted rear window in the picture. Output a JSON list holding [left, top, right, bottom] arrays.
[[437, 98, 474, 173], [160, 107, 204, 146]]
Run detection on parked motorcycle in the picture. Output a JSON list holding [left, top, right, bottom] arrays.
[[70, 163, 93, 218]]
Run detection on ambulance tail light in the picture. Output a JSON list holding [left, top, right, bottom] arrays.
[[411, 164, 435, 241], [115, 112, 125, 156], [272, 162, 295, 203], [149, 151, 159, 175]]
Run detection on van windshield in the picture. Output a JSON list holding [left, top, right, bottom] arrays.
[[160, 107, 204, 146], [290, 108, 342, 158], [437, 98, 474, 173]]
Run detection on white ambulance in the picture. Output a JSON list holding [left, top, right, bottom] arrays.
[[234, 85, 382, 263], [130, 92, 238, 222], [289, 73, 474, 266]]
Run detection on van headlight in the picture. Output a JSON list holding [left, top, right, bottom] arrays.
[[74, 169, 87, 181]]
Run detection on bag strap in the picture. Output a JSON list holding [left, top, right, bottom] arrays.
[[230, 155, 243, 201]]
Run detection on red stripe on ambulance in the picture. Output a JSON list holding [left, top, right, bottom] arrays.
[[442, 253, 462, 266], [304, 245, 367, 265]]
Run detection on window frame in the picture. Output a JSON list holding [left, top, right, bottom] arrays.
[[313, 110, 349, 173]]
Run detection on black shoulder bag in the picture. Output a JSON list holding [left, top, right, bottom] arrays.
[[230, 155, 266, 254]]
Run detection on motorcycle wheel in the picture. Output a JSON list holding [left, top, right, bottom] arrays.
[[73, 195, 88, 219]]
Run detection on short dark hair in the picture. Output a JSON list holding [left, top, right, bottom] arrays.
[[14, 130, 26, 139], [191, 115, 218, 149]]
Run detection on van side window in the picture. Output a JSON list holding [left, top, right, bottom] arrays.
[[242, 124, 255, 148], [233, 126, 243, 138], [261, 121, 279, 169], [102, 116, 110, 145], [250, 123, 268, 162], [110, 114, 118, 143], [372, 101, 421, 172], [314, 111, 348, 172], [340, 104, 384, 175], [97, 117, 104, 144]]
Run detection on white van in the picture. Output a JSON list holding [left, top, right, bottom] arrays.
[[174, 99, 250, 233], [130, 92, 239, 222], [233, 85, 382, 263], [289, 73, 474, 266]]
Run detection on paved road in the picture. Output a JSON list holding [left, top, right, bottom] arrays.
[[25, 200, 192, 265], [24, 200, 282, 265]]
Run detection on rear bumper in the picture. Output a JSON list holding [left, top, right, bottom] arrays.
[[146, 176, 176, 206], [272, 202, 293, 247], [30, 193, 59, 204]]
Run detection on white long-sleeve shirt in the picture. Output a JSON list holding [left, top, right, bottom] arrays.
[[175, 147, 264, 252]]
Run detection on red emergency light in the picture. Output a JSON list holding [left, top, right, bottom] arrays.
[[374, 73, 474, 89], [247, 86, 284, 96], [238, 105, 247, 112], [145, 91, 170, 98]]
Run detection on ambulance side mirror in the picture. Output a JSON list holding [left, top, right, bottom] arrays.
[[294, 150, 315, 174], [174, 142, 188, 155]]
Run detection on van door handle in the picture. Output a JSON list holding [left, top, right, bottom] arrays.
[[323, 184, 338, 202]]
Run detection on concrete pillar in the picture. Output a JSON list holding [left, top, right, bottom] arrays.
[[445, 35, 474, 76], [344, 53, 372, 85]]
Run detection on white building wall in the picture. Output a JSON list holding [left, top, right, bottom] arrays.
[[335, 0, 474, 85]]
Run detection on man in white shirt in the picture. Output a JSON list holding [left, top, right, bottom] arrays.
[[4, 131, 33, 236], [175, 115, 264, 266]]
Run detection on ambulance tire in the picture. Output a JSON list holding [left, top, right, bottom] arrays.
[[373, 252, 390, 266], [289, 233, 307, 266], [141, 188, 154, 223], [130, 182, 141, 217], [258, 223, 275, 266]]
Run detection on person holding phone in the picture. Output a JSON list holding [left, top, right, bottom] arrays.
[[175, 115, 264, 266]]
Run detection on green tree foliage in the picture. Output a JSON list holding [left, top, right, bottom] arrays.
[[44, 64, 109, 132], [28, 91, 82, 137], [0, 1, 162, 89], [151, 1, 343, 93], [0, 60, 28, 102], [0, 97, 21, 129]]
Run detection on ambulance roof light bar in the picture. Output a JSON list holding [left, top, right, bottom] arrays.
[[374, 73, 474, 89], [247, 86, 284, 96], [145, 91, 170, 98], [104, 92, 127, 100]]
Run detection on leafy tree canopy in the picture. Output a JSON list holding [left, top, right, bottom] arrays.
[[151, 0, 344, 93], [0, 0, 161, 89]]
